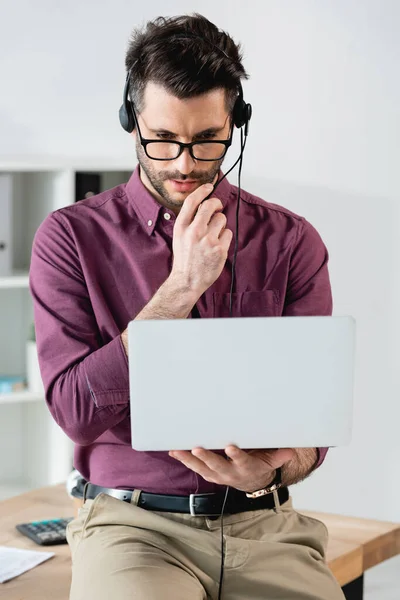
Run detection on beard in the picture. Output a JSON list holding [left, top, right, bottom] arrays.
[[135, 137, 224, 211]]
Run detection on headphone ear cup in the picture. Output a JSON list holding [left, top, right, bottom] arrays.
[[232, 97, 245, 129], [119, 101, 135, 133], [244, 103, 252, 124], [233, 97, 252, 130]]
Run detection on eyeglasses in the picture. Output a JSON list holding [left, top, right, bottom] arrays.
[[132, 106, 233, 162]]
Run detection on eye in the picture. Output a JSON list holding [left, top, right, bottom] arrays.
[[196, 133, 217, 141], [156, 133, 174, 140]]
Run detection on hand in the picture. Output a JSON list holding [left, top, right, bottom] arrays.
[[169, 446, 295, 493], [170, 183, 233, 297]]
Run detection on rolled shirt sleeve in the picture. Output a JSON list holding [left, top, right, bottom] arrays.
[[29, 212, 130, 446], [284, 218, 333, 469]]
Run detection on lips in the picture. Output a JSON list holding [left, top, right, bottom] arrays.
[[169, 179, 198, 192]]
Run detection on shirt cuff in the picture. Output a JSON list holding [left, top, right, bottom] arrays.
[[83, 335, 130, 407], [315, 447, 329, 469]]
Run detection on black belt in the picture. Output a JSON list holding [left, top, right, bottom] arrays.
[[83, 482, 289, 516]]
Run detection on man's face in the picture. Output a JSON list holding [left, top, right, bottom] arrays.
[[132, 81, 231, 213]]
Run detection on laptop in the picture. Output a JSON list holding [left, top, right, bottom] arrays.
[[128, 316, 356, 451]]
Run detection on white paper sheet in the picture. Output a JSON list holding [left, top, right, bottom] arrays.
[[0, 546, 55, 583]]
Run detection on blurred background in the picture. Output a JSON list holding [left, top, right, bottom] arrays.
[[0, 1, 399, 596]]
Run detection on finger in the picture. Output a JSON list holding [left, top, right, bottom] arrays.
[[207, 211, 227, 240], [192, 197, 224, 230], [177, 183, 214, 228], [219, 227, 233, 249], [169, 450, 216, 481], [224, 445, 253, 468], [191, 448, 232, 473]]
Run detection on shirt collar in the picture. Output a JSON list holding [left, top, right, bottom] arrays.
[[125, 165, 233, 236]]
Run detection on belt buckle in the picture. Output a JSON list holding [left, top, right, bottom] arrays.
[[189, 493, 219, 517]]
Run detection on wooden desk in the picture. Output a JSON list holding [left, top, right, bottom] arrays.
[[301, 509, 400, 599], [303, 510, 400, 571], [0, 485, 72, 600], [0, 484, 399, 600]]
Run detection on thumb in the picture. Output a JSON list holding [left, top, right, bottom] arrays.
[[270, 448, 295, 468], [249, 447, 295, 469]]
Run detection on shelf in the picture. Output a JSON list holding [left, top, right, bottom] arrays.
[[0, 155, 135, 172], [0, 271, 29, 289], [0, 161, 129, 495], [0, 390, 44, 405]]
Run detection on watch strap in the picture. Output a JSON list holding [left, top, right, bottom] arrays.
[[245, 467, 282, 498]]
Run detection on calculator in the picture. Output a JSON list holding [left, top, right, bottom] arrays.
[[16, 518, 74, 546]]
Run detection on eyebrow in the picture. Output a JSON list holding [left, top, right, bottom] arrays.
[[147, 126, 225, 136]]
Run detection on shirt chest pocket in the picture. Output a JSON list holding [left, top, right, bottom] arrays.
[[212, 290, 281, 318]]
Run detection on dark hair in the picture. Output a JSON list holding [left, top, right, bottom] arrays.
[[124, 13, 249, 114]]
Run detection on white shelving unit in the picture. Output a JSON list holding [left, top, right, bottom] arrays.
[[0, 272, 29, 288], [0, 390, 44, 405], [0, 156, 133, 500]]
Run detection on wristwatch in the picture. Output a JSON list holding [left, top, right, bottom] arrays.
[[245, 468, 282, 499]]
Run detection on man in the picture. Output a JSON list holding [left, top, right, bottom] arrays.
[[30, 13, 344, 600]]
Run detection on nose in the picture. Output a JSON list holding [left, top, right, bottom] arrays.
[[173, 146, 196, 175]]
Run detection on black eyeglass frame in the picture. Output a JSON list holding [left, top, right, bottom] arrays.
[[131, 105, 234, 162]]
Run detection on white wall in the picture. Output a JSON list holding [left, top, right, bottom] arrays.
[[254, 179, 400, 521], [1, 1, 399, 520]]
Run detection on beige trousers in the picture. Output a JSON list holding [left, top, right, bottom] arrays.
[[66, 491, 344, 600]]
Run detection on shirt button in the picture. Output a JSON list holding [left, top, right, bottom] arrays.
[[147, 220, 153, 227], [163, 213, 171, 221]]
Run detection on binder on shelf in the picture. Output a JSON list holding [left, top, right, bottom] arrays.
[[0, 174, 12, 277], [75, 172, 101, 202]]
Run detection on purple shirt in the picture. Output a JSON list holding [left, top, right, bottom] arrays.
[[30, 166, 331, 494]]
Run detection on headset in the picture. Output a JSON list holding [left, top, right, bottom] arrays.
[[119, 34, 252, 600], [119, 38, 252, 136], [119, 70, 251, 137]]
